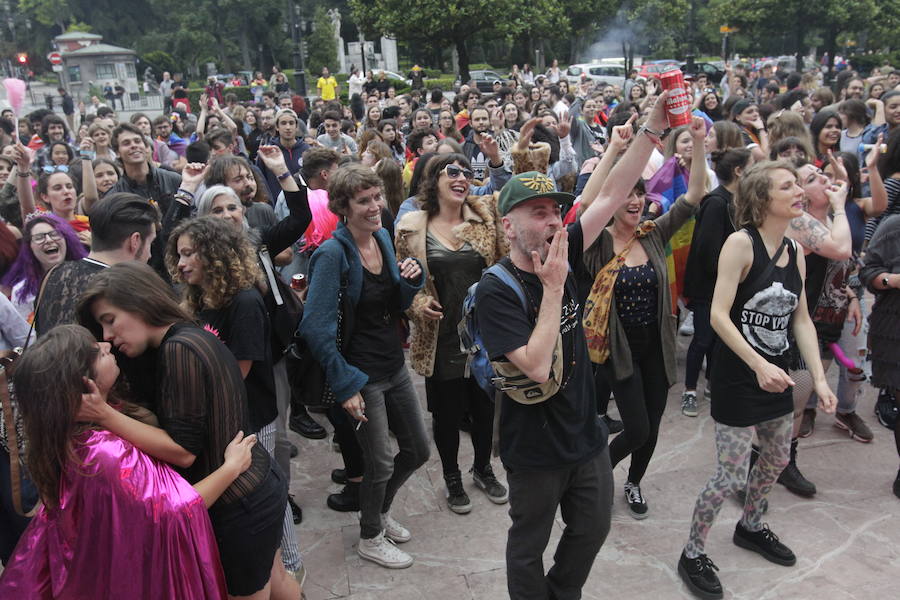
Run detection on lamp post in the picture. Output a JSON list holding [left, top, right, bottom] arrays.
[[685, 0, 696, 72], [289, 1, 307, 95]]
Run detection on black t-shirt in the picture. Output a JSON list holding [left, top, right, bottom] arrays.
[[804, 253, 852, 345], [198, 288, 277, 432], [345, 267, 405, 382], [476, 222, 606, 471]]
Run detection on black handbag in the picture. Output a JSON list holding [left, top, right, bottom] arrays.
[[286, 274, 352, 409]]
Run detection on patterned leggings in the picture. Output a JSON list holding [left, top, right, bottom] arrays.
[[684, 413, 793, 558]]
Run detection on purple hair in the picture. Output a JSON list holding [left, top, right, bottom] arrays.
[[2, 213, 87, 303]]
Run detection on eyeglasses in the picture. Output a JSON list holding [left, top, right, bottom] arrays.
[[42, 165, 69, 174], [30, 230, 63, 244], [442, 164, 473, 180]]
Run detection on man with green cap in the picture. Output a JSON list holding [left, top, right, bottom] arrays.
[[475, 92, 672, 599]]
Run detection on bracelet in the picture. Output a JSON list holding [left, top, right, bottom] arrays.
[[276, 171, 292, 181], [16, 172, 30, 178], [175, 188, 195, 199], [638, 124, 665, 139], [80, 150, 96, 160]]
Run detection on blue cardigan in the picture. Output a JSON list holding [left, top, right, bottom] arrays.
[[298, 223, 423, 402]]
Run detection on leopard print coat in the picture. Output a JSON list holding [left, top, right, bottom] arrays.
[[395, 194, 509, 377], [394, 142, 550, 377]]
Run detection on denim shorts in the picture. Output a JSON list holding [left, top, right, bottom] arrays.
[[208, 463, 288, 596]]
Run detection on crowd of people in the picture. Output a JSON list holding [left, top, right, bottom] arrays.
[[0, 54, 897, 600]]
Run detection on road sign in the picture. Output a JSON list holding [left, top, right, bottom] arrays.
[[47, 52, 62, 65], [52, 65, 63, 72]]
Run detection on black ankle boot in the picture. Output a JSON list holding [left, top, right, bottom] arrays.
[[326, 481, 360, 512], [289, 404, 327, 439], [777, 439, 816, 497]]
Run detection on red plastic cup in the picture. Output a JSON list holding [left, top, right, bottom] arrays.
[[659, 69, 693, 128]]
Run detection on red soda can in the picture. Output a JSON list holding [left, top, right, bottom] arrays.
[[290, 273, 307, 292], [658, 69, 692, 127]]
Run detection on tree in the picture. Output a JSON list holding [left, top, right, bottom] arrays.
[[350, 0, 562, 82], [307, 6, 339, 77]]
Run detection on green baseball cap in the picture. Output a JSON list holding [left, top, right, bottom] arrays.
[[497, 171, 575, 216]]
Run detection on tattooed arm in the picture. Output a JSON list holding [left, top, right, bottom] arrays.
[[787, 211, 851, 260]]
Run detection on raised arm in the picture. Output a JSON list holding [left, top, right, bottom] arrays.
[[579, 91, 671, 247], [861, 134, 888, 218], [212, 97, 238, 134], [80, 139, 100, 213], [577, 114, 635, 216], [13, 142, 36, 221], [684, 116, 708, 206], [787, 181, 851, 259]]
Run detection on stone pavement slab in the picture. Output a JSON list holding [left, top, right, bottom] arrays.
[[288, 340, 899, 600]]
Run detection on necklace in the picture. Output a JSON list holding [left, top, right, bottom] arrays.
[[509, 262, 577, 391], [359, 239, 382, 273]]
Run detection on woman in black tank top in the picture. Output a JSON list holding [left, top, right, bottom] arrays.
[[677, 161, 838, 600]]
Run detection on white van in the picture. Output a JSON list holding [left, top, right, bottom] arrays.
[[565, 64, 627, 88]]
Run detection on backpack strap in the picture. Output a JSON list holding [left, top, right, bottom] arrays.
[[484, 262, 528, 313]]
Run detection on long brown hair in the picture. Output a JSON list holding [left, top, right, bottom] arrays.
[[13, 325, 99, 510], [76, 262, 193, 339]]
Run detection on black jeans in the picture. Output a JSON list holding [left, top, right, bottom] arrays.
[[327, 403, 365, 479], [593, 363, 613, 415], [685, 301, 717, 390], [425, 376, 493, 475], [506, 447, 613, 600], [601, 322, 670, 485]]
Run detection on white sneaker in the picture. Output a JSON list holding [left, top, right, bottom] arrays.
[[358, 532, 414, 568], [679, 311, 694, 336], [381, 512, 411, 543]]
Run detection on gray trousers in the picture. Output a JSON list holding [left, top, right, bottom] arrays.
[[505, 446, 613, 600]]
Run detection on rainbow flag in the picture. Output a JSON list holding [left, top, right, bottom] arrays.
[[646, 157, 694, 312]]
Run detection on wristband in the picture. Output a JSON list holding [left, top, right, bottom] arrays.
[[16, 171, 30, 178], [175, 188, 195, 199], [832, 210, 846, 217], [276, 171, 292, 181], [80, 150, 96, 160], [638, 124, 665, 139]]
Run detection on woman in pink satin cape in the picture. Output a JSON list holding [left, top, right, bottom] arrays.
[[0, 430, 228, 599], [0, 325, 257, 599]]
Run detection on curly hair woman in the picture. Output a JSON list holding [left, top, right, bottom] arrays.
[[0, 324, 257, 599], [166, 216, 302, 593]]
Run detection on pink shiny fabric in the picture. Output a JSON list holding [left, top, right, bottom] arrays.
[[0, 430, 227, 599]]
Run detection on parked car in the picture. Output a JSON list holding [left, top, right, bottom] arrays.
[[678, 61, 725, 84], [565, 63, 627, 88], [464, 69, 507, 93]]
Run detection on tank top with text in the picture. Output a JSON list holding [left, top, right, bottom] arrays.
[[711, 227, 802, 427]]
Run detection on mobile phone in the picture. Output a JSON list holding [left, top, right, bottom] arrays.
[[295, 170, 308, 188]]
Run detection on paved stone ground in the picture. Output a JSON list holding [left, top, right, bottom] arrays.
[[288, 336, 899, 600]]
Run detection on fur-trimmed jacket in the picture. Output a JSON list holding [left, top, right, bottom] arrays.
[[395, 195, 509, 377]]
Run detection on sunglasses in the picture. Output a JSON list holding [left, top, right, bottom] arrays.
[[30, 230, 63, 244], [442, 164, 473, 180], [42, 165, 70, 174]]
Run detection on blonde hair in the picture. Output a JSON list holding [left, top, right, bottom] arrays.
[[734, 160, 797, 228]]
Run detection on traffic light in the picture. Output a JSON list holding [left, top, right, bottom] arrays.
[[16, 53, 27, 64]]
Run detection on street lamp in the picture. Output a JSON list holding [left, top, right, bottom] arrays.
[[289, 1, 307, 96]]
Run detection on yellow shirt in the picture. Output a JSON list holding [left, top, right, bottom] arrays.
[[317, 76, 338, 100]]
